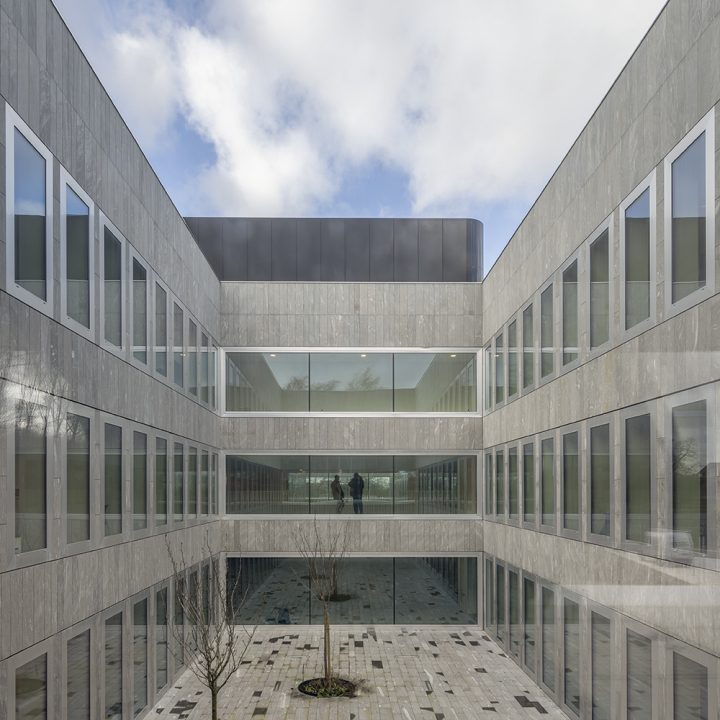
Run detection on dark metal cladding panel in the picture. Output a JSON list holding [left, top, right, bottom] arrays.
[[418, 219, 443, 282], [187, 217, 224, 278], [247, 219, 272, 280], [370, 219, 394, 281], [345, 219, 370, 281], [297, 219, 323, 281], [271, 218, 298, 280], [222, 218, 248, 281], [442, 219, 467, 282], [321, 219, 346, 281], [393, 219, 419, 281], [468, 219, 483, 281]]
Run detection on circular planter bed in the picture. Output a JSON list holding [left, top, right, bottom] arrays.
[[298, 677, 356, 698]]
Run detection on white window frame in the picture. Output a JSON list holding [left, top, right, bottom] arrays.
[[560, 251, 582, 371], [153, 278, 171, 381], [128, 248, 150, 369], [506, 441, 521, 526], [559, 423, 582, 541], [59, 167, 95, 341], [520, 300, 536, 395], [619, 169, 657, 341], [521, 437, 538, 531], [153, 432, 171, 531], [99, 212, 127, 357], [586, 414, 614, 547], [663, 108, 716, 317], [539, 431, 557, 535], [6, 641, 55, 720], [585, 214, 613, 358], [539, 279, 556, 385], [666, 641, 719, 720], [61, 618, 96, 720], [5, 104, 54, 317], [99, 414, 127, 546], [172, 300, 186, 390], [131, 425, 150, 538]]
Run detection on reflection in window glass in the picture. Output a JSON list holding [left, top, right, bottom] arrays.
[[541, 438, 555, 527], [671, 133, 706, 304], [156, 438, 168, 526], [496, 564, 506, 644], [174, 578, 185, 667], [173, 304, 184, 388], [105, 613, 123, 720], [626, 415, 651, 543], [524, 578, 536, 672], [132, 259, 147, 363], [174, 443, 184, 521], [523, 443, 535, 523], [14, 128, 47, 301], [210, 345, 217, 409], [188, 448, 198, 516], [67, 630, 90, 720], [673, 652, 708, 720], [672, 401, 707, 553], [494, 333, 505, 404], [509, 570, 520, 658], [67, 413, 90, 543], [495, 449, 505, 517], [590, 424, 611, 536], [541, 285, 554, 377], [104, 227, 122, 347], [523, 304, 534, 388], [133, 432, 147, 531], [562, 261, 578, 365], [188, 320, 198, 395], [625, 189, 651, 329], [15, 403, 47, 554], [104, 424, 122, 536], [590, 230, 610, 348], [627, 631, 652, 720], [201, 450, 209, 515], [311, 353, 392, 411], [201, 333, 209, 404], [508, 320, 518, 397], [155, 283, 167, 376], [485, 558, 495, 632], [542, 587, 555, 690], [485, 453, 493, 518], [66, 186, 90, 327], [592, 613, 611, 720], [564, 599, 580, 714], [508, 447, 519, 520], [133, 599, 148, 716], [484, 345, 493, 411], [156, 588, 168, 690], [562, 432, 579, 532], [16, 653, 47, 720]]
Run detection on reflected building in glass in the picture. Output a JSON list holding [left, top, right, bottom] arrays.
[[1, 1, 720, 719]]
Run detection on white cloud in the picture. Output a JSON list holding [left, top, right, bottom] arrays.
[[54, 0, 666, 218]]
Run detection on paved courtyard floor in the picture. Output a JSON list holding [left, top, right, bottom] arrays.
[[150, 625, 565, 719]]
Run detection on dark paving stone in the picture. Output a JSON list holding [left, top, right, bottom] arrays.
[[515, 695, 548, 714], [372, 660, 383, 668]]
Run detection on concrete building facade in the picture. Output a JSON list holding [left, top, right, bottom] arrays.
[[0, 0, 718, 718]]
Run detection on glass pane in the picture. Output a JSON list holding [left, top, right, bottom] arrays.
[[590, 230, 609, 348], [133, 432, 147, 530], [188, 320, 197, 395], [104, 424, 122, 536], [523, 443, 535, 522], [104, 613, 123, 720], [66, 186, 90, 327], [173, 304, 184, 387], [495, 333, 505, 404], [627, 630, 652, 720], [509, 570, 521, 658], [310, 353, 392, 411], [401, 455, 475, 515], [155, 284, 167, 376], [495, 449, 505, 516], [590, 424, 611, 536], [174, 578, 185, 667], [132, 259, 147, 363], [496, 564, 506, 643], [67, 630, 90, 720], [104, 228, 122, 347], [484, 558, 495, 632], [562, 261, 578, 364], [564, 599, 580, 714], [156, 438, 167, 526], [671, 133, 706, 303], [562, 432, 579, 531], [173, 443, 184, 521], [394, 353, 477, 412], [15, 403, 47, 553], [133, 599, 148, 716], [541, 438, 555, 527], [508, 447, 519, 520], [226, 353, 308, 411], [485, 453, 493, 517], [541, 285, 554, 377], [522, 304, 534, 388], [524, 578, 536, 671], [16, 653, 46, 720], [484, 345, 493, 411], [625, 188, 651, 329], [672, 401, 707, 553], [673, 653, 708, 720], [200, 451, 209, 515], [188, 448, 197, 516], [542, 587, 555, 690], [201, 334, 209, 403], [508, 320, 518, 397], [591, 613, 611, 720], [156, 588, 168, 690], [626, 414, 651, 543], [14, 129, 47, 300], [67, 413, 90, 543]]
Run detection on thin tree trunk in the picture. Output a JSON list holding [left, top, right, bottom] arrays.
[[323, 604, 332, 685], [211, 685, 218, 720]]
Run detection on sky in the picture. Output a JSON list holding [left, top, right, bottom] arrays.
[[53, 0, 667, 275]]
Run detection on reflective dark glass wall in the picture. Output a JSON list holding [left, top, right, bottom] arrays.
[[186, 217, 482, 282], [228, 557, 478, 625], [225, 455, 477, 514]]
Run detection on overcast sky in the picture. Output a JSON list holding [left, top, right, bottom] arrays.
[[54, 0, 666, 274]]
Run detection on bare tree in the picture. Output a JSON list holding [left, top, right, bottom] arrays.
[[167, 535, 256, 720], [294, 518, 351, 689]]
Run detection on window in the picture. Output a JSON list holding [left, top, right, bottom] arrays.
[[67, 413, 90, 544], [541, 284, 554, 377], [508, 446, 519, 521], [667, 113, 714, 307], [16, 653, 47, 720], [671, 400, 707, 554], [523, 442, 535, 524], [174, 578, 185, 668], [211, 454, 219, 515], [105, 612, 123, 720], [155, 283, 168, 376], [673, 652, 708, 720], [623, 182, 653, 331], [67, 630, 90, 719], [174, 443, 185, 522], [485, 453, 493, 517], [209, 345, 217, 409], [104, 424, 122, 537], [590, 228, 610, 349], [156, 438, 168, 527], [495, 448, 505, 517], [201, 450, 209, 516], [156, 588, 169, 690], [589, 424, 611, 537], [563, 599, 580, 715], [562, 432, 579, 532], [484, 558, 495, 632], [133, 432, 147, 531], [562, 261, 578, 365], [131, 258, 148, 363], [201, 333, 210, 403], [496, 564, 506, 643], [507, 320, 518, 398], [15, 402, 47, 554], [541, 438, 555, 528], [188, 447, 198, 516], [484, 344, 493, 411], [541, 587, 555, 690], [625, 414, 651, 544], [591, 613, 611, 720], [133, 599, 148, 717], [523, 578, 536, 672], [7, 109, 53, 311], [494, 332, 505, 404], [188, 319, 198, 395], [103, 223, 124, 348], [173, 304, 184, 388], [61, 174, 93, 330], [508, 569, 521, 658], [626, 630, 652, 720], [522, 304, 534, 389]]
